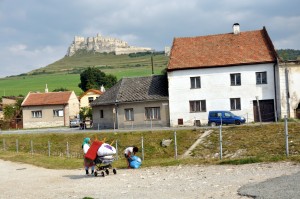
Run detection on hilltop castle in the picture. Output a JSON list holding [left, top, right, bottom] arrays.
[[66, 34, 153, 56]]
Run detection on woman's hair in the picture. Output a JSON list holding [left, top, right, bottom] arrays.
[[133, 146, 139, 153]]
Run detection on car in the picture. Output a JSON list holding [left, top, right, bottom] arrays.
[[208, 111, 246, 126], [69, 118, 81, 128]]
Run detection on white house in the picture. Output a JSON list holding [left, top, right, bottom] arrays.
[[167, 24, 279, 127]]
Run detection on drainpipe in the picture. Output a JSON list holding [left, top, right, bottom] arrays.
[[285, 66, 290, 118], [273, 61, 278, 122], [64, 104, 67, 126], [114, 100, 119, 129]]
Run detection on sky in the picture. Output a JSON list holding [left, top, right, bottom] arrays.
[[0, 0, 299, 78]]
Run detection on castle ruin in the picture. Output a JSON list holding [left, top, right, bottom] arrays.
[[66, 34, 153, 56]]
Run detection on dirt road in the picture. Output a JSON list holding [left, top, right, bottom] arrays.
[[1, 160, 299, 199]]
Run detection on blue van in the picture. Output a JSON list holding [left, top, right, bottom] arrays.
[[208, 111, 246, 126]]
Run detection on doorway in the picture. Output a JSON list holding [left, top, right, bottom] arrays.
[[253, 99, 275, 122]]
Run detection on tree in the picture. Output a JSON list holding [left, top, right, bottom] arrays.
[[78, 67, 117, 92], [52, 87, 69, 92], [3, 98, 23, 120], [79, 107, 92, 121]]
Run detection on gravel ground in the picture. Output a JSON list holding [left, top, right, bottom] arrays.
[[1, 160, 300, 199]]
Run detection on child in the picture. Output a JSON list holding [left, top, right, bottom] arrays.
[[124, 146, 139, 168], [82, 137, 95, 175]]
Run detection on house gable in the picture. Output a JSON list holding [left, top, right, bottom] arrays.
[[168, 27, 277, 71]]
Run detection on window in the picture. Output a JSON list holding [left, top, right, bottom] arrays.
[[32, 110, 42, 118], [189, 100, 206, 112], [230, 98, 241, 110], [100, 110, 104, 118], [230, 73, 241, 86], [256, 72, 267, 84], [145, 107, 160, 120], [125, 108, 134, 121], [88, 97, 94, 103], [190, 76, 201, 89], [53, 109, 64, 117]]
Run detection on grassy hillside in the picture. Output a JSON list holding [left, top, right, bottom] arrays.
[[0, 123, 299, 169], [0, 52, 169, 97]]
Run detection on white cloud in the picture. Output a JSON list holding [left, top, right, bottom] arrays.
[[8, 44, 28, 53], [0, 0, 299, 77]]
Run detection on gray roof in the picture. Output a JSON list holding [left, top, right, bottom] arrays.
[[91, 75, 168, 106]]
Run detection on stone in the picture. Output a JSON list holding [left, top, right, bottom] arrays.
[[161, 139, 172, 147]]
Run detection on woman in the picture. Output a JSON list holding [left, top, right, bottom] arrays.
[[82, 137, 95, 175], [124, 146, 139, 168]]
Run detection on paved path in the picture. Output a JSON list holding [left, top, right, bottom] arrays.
[[181, 130, 213, 158]]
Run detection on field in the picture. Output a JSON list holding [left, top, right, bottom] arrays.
[[0, 52, 169, 97]]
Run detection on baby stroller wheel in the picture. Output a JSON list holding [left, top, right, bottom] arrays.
[[94, 171, 98, 177], [105, 169, 109, 175], [101, 171, 105, 177], [113, 168, 117, 175]]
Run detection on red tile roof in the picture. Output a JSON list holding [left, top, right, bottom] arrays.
[[22, 91, 73, 106], [79, 89, 103, 100], [168, 27, 278, 71]]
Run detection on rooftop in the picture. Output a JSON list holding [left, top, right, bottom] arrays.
[[168, 27, 277, 71]]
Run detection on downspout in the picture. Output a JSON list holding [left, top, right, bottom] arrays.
[[285, 65, 290, 118], [273, 61, 278, 122], [63, 104, 67, 126], [115, 100, 119, 129]]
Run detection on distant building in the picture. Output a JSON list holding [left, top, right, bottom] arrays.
[[21, 91, 79, 128], [79, 89, 104, 108], [66, 33, 153, 56], [91, 75, 169, 129]]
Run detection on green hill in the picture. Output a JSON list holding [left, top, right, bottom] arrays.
[[0, 51, 169, 97], [277, 49, 300, 61], [29, 51, 168, 75], [1, 48, 299, 98]]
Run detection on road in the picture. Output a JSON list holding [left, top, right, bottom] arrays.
[[1, 160, 300, 199]]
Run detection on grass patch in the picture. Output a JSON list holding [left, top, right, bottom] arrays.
[[1, 123, 300, 169], [219, 157, 262, 165]]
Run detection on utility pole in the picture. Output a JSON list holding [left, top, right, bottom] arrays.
[[151, 56, 154, 75]]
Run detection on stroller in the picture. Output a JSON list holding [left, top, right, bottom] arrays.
[[92, 143, 117, 177], [93, 155, 117, 177]]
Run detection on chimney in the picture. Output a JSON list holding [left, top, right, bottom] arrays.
[[233, 23, 240, 34], [100, 85, 106, 92], [45, 84, 48, 93]]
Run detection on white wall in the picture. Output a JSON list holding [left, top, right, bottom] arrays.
[[278, 63, 300, 118], [168, 63, 276, 126]]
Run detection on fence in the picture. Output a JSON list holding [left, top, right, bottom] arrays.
[[0, 131, 183, 161], [1, 121, 300, 161]]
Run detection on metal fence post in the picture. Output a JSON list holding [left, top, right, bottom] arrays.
[[141, 136, 144, 161], [3, 139, 5, 151], [16, 139, 19, 153], [66, 142, 69, 158], [219, 124, 223, 160], [115, 140, 118, 160], [48, 141, 51, 157], [174, 131, 178, 159], [284, 115, 289, 157], [30, 140, 33, 155]]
